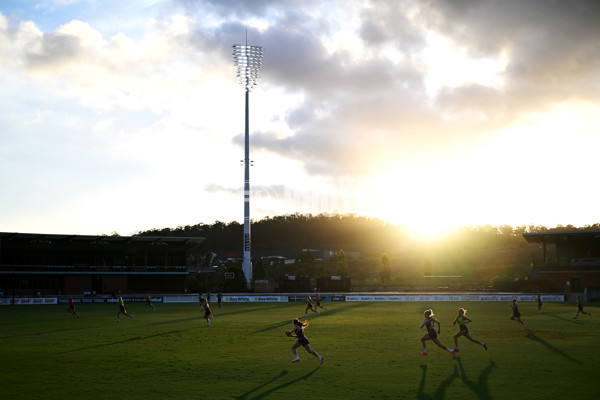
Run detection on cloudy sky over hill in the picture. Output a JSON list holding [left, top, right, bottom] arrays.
[[1, 0, 599, 237]]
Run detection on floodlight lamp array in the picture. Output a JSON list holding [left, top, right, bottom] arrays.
[[233, 44, 263, 91]]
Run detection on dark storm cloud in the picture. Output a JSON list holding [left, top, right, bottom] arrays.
[[185, 0, 600, 179]]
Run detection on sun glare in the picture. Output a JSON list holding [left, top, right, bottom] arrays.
[[371, 168, 465, 242], [370, 101, 600, 238]]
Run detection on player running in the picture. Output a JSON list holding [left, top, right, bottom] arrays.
[[67, 296, 79, 318], [203, 299, 214, 327], [315, 293, 327, 311], [509, 299, 526, 329], [574, 295, 592, 319], [303, 295, 319, 316], [145, 294, 156, 311], [116, 296, 134, 321], [286, 318, 323, 364], [452, 308, 487, 352], [537, 293, 543, 313], [419, 309, 455, 358]]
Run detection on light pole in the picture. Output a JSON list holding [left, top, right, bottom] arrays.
[[232, 43, 263, 289]]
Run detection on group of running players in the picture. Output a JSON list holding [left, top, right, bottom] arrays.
[[66, 291, 592, 365], [303, 294, 326, 316], [285, 294, 327, 364], [68, 293, 225, 323], [418, 307, 488, 358], [66, 294, 154, 321], [418, 295, 592, 358]]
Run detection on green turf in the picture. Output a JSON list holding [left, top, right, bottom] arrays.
[[1, 300, 599, 399]]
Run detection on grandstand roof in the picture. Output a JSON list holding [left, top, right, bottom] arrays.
[[523, 230, 600, 243], [0, 232, 204, 245]]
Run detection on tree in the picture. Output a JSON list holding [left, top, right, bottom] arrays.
[[358, 266, 367, 283], [223, 262, 246, 292], [379, 253, 391, 283], [253, 258, 268, 280], [336, 249, 348, 277], [295, 250, 315, 264], [186, 274, 202, 293]]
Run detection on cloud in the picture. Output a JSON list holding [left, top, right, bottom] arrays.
[[421, 0, 600, 104], [5, 1, 599, 183], [206, 0, 600, 181], [358, 1, 426, 52], [204, 183, 238, 194]]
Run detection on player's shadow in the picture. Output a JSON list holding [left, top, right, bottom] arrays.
[[148, 316, 203, 326], [232, 370, 288, 400], [417, 364, 458, 400], [313, 301, 370, 317], [546, 313, 578, 324], [0, 328, 80, 340], [147, 305, 280, 328], [524, 330, 582, 365], [252, 320, 293, 334], [294, 301, 371, 321], [214, 305, 281, 318], [456, 358, 496, 400], [56, 329, 186, 354], [233, 367, 318, 400], [251, 303, 371, 335]]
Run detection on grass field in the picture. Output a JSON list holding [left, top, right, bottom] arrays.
[[1, 300, 599, 400]]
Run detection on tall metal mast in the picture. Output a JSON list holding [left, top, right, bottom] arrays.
[[232, 41, 263, 289]]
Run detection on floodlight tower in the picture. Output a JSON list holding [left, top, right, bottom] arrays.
[[233, 42, 263, 289]]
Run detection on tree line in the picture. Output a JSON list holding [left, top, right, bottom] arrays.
[[135, 214, 600, 292], [137, 213, 600, 255]]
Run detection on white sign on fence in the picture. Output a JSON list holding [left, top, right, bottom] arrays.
[[9, 298, 57, 305], [344, 294, 565, 302], [224, 295, 287, 302]]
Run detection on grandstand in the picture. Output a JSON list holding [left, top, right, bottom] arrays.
[[0, 232, 204, 296], [523, 230, 600, 300]]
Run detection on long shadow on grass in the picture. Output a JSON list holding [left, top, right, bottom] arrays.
[[524, 330, 582, 364], [417, 364, 458, 400], [0, 328, 81, 340], [233, 367, 319, 400], [215, 305, 284, 317], [147, 316, 205, 327], [231, 370, 288, 399], [144, 305, 280, 328], [546, 313, 578, 324], [308, 301, 370, 317], [56, 329, 186, 354], [250, 303, 370, 335], [456, 358, 496, 400]]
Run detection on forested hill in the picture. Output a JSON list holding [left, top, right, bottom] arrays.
[[136, 213, 600, 256], [138, 214, 401, 255]]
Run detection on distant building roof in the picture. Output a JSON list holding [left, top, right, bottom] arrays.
[[523, 230, 600, 244], [0, 232, 204, 245]]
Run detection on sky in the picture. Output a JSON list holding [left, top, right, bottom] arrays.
[[1, 0, 599, 238]]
